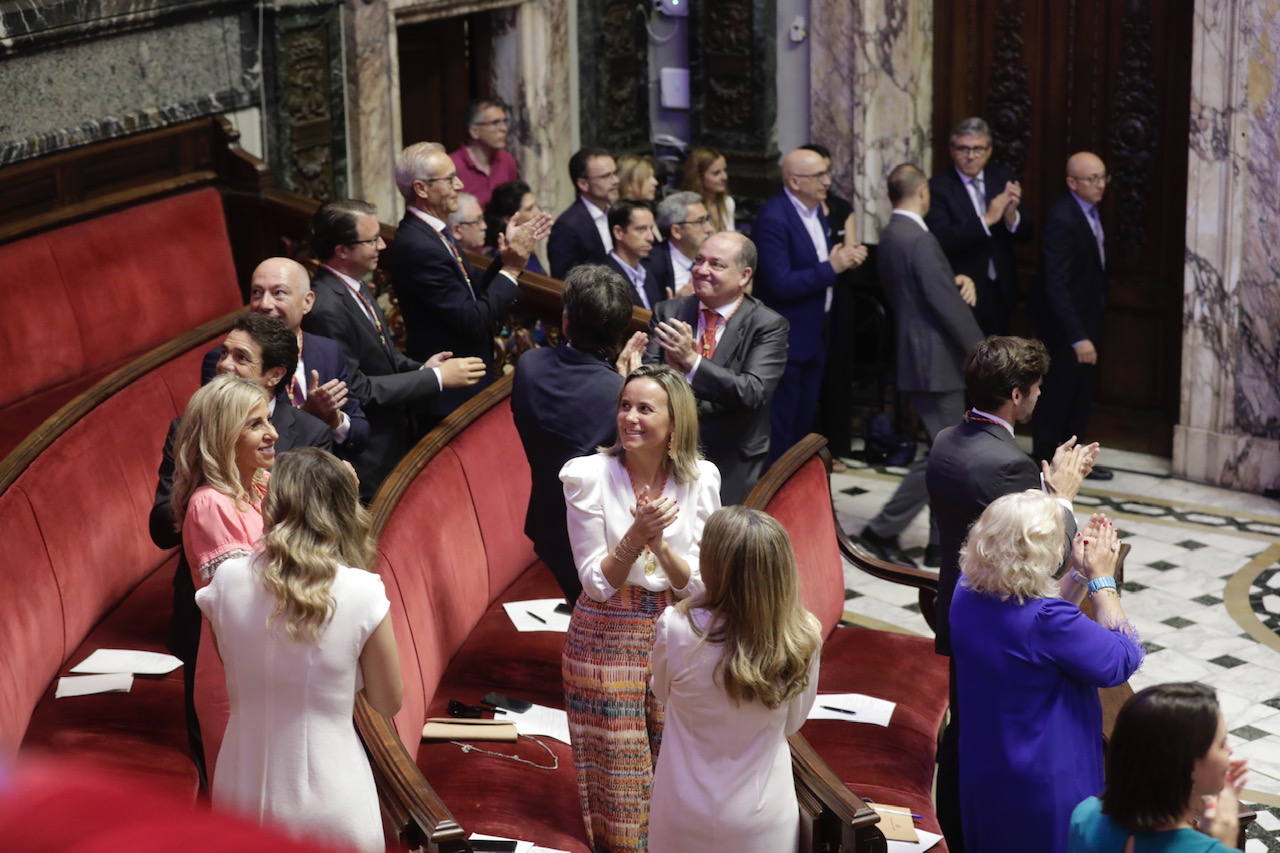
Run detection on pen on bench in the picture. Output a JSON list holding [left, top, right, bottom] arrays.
[[526, 610, 547, 624], [821, 705, 856, 715]]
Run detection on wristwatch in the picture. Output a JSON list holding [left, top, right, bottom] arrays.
[[1087, 576, 1118, 596]]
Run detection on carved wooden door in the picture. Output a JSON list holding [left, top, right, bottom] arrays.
[[398, 13, 494, 153], [932, 0, 1192, 456]]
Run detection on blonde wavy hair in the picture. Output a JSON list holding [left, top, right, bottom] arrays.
[[680, 146, 730, 231], [171, 375, 270, 531], [617, 153, 656, 201], [259, 448, 374, 641], [959, 490, 1064, 603], [679, 506, 822, 708], [602, 364, 702, 484]]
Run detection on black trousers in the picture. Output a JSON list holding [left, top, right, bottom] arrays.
[[1032, 345, 1097, 463]]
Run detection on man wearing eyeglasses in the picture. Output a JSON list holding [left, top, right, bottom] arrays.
[[925, 117, 1032, 336], [389, 141, 551, 423], [753, 146, 868, 462], [649, 191, 716, 299], [449, 100, 519, 207], [1032, 151, 1113, 479], [548, 147, 621, 279], [447, 193, 488, 253]]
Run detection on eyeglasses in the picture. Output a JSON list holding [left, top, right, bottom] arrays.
[[345, 236, 382, 247], [795, 170, 832, 180], [455, 218, 484, 227], [1072, 173, 1109, 185], [677, 215, 713, 227], [587, 170, 619, 181], [951, 144, 991, 156], [422, 172, 462, 185], [472, 117, 509, 127]]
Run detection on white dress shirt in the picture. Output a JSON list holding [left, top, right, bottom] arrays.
[[560, 452, 721, 602], [686, 296, 744, 380], [670, 243, 694, 291], [609, 251, 650, 309], [785, 188, 833, 312], [582, 197, 611, 252]]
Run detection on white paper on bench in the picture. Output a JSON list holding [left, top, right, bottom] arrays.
[[56, 673, 133, 698], [888, 829, 943, 852], [469, 834, 534, 853], [507, 703, 571, 743], [70, 649, 183, 675], [502, 599, 571, 632], [806, 693, 896, 727]]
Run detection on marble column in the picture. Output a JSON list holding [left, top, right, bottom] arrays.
[[808, 0, 933, 243], [492, 0, 574, 213], [345, 0, 402, 218], [1175, 0, 1280, 493]]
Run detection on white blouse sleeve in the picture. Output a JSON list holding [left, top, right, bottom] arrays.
[[561, 454, 618, 602], [672, 461, 722, 601]]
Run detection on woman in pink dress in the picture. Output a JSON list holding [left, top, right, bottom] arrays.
[[170, 374, 278, 777]]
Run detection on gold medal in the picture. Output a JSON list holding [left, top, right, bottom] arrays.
[[643, 548, 657, 576]]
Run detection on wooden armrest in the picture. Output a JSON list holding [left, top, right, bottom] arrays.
[[353, 694, 470, 853], [838, 531, 940, 593], [789, 732, 883, 851]]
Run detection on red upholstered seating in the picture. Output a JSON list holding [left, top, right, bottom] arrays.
[[750, 446, 951, 849], [1, 340, 226, 800], [0, 188, 242, 459]]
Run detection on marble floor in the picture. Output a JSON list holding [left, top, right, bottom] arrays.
[[831, 442, 1280, 851]]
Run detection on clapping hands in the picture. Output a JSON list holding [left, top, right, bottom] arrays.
[[1071, 513, 1121, 580], [631, 484, 678, 547]]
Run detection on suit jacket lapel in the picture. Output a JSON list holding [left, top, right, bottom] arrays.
[[711, 296, 754, 365], [319, 269, 397, 362]]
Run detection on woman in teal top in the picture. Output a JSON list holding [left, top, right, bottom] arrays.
[[1069, 683, 1249, 852]]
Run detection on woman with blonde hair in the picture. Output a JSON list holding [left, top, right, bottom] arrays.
[[648, 505, 822, 852], [617, 153, 659, 203], [680, 146, 735, 232], [951, 491, 1144, 853], [560, 363, 721, 851], [195, 447, 401, 851]]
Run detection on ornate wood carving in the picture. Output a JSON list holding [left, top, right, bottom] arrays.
[[577, 0, 649, 151], [986, 0, 1032, 175], [690, 0, 776, 154], [265, 2, 347, 200], [1107, 0, 1159, 249]]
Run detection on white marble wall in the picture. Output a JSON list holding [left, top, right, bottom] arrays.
[[1175, 0, 1280, 493], [809, 0, 932, 243]]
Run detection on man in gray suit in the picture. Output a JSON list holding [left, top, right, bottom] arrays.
[[646, 231, 789, 504], [925, 335, 1096, 853], [859, 163, 984, 567]]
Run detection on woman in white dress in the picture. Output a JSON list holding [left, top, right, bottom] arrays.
[[648, 505, 822, 853], [560, 363, 721, 852], [195, 447, 402, 852]]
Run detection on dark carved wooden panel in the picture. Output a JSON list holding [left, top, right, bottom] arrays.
[[398, 13, 495, 154], [931, 0, 1193, 456], [577, 0, 650, 152], [264, 2, 347, 201]]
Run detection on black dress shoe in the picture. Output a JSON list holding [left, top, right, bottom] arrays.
[[858, 527, 919, 568], [924, 545, 942, 568], [1086, 465, 1114, 481]]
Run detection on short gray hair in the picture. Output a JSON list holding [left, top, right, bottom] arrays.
[[950, 117, 991, 140], [447, 193, 481, 227], [960, 490, 1063, 603], [656, 191, 704, 237], [395, 141, 446, 201]]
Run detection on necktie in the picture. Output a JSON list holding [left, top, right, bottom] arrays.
[[1088, 207, 1105, 268], [699, 310, 721, 359], [438, 230, 476, 300], [287, 376, 303, 406], [969, 178, 997, 279], [353, 285, 391, 351]]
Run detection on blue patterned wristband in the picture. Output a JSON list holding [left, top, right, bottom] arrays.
[[1087, 576, 1118, 596]]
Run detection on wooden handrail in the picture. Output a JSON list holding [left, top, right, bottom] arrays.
[[0, 308, 243, 494]]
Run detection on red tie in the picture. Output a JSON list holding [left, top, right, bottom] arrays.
[[699, 309, 721, 359], [287, 376, 303, 406]]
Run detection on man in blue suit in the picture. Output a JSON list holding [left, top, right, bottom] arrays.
[[752, 147, 867, 460], [511, 264, 642, 602]]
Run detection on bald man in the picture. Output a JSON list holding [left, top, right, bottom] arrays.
[[1032, 151, 1111, 479], [752, 147, 867, 459], [198, 258, 369, 455]]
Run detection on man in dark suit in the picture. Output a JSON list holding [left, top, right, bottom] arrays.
[[148, 312, 330, 788], [925, 335, 1096, 852], [925, 117, 1033, 336], [388, 142, 550, 422], [648, 191, 714, 299], [859, 164, 984, 567], [196, 258, 369, 458], [301, 199, 486, 499], [1033, 150, 1112, 479], [511, 265, 640, 601], [646, 232, 788, 504], [753, 147, 867, 461], [604, 200, 664, 309], [548, 147, 619, 279]]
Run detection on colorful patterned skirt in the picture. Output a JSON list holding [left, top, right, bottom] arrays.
[[563, 585, 675, 853]]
